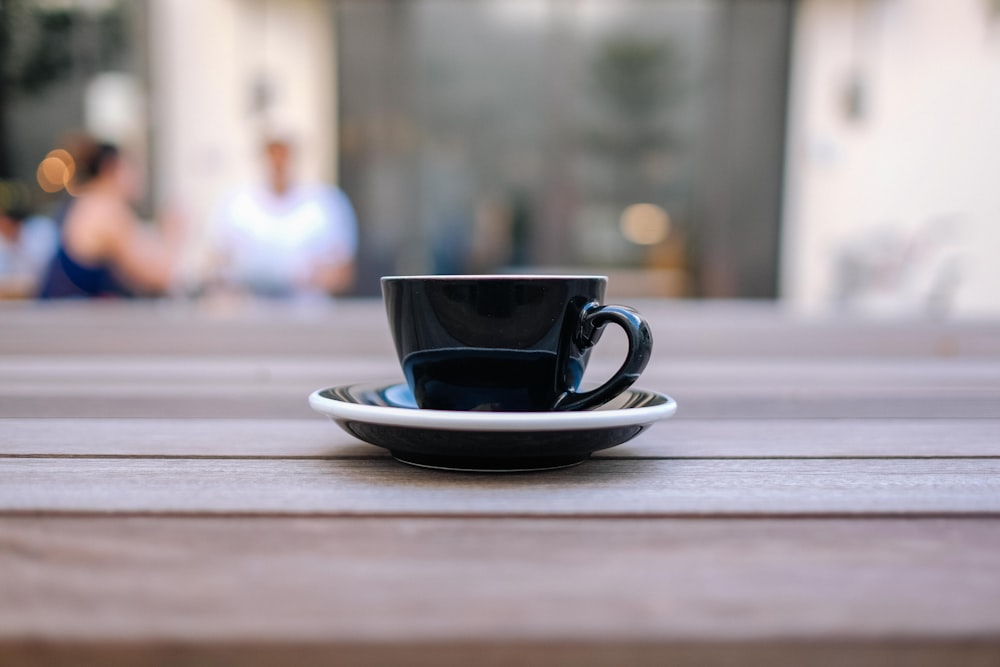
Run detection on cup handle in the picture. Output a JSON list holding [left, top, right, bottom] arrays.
[[553, 302, 653, 411]]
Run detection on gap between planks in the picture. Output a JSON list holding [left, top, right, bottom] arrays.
[[5, 509, 1000, 521], [3, 454, 1000, 462]]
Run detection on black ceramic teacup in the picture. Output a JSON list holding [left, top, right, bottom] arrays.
[[381, 275, 652, 412]]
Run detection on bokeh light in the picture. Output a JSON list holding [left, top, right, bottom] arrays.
[[36, 149, 76, 194], [619, 203, 671, 246]]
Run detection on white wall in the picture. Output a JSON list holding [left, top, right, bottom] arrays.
[[149, 0, 337, 285], [782, 0, 1000, 317]]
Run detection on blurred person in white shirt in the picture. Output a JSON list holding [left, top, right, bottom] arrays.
[[210, 136, 358, 299]]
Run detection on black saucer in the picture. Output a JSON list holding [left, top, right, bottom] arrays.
[[309, 381, 677, 472]]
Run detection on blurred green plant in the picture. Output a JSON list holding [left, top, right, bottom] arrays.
[[592, 37, 677, 119], [2, 0, 127, 95], [582, 34, 683, 207], [0, 0, 128, 176]]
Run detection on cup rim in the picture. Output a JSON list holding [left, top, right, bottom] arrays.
[[381, 274, 608, 282]]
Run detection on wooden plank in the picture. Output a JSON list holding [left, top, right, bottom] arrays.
[[3, 355, 996, 420], [0, 395, 318, 419], [0, 356, 398, 381], [2, 366, 998, 420], [3, 419, 1000, 459], [4, 641, 999, 667], [3, 517, 1000, 646], [0, 302, 397, 357], [670, 393, 1000, 419], [608, 419, 1000, 458], [0, 419, 381, 457], [2, 300, 999, 357], [3, 357, 998, 390], [4, 392, 997, 419], [2, 458, 999, 515]]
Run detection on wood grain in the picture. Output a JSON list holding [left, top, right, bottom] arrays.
[[3, 458, 999, 516], [2, 300, 999, 665], [5, 641, 1000, 667], [2, 419, 999, 458], [5, 393, 1000, 419], [2, 300, 999, 357], [3, 356, 998, 389], [4, 352, 996, 419], [3, 517, 1000, 643]]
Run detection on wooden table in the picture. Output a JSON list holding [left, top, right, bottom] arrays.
[[2, 299, 999, 665]]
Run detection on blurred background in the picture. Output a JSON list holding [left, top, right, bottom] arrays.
[[0, 0, 997, 315]]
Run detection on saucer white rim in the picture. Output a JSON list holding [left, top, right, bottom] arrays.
[[308, 382, 677, 432]]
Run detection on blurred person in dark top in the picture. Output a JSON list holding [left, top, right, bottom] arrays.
[[209, 136, 358, 299], [38, 139, 184, 299]]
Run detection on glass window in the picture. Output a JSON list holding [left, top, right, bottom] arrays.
[[337, 0, 791, 297]]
